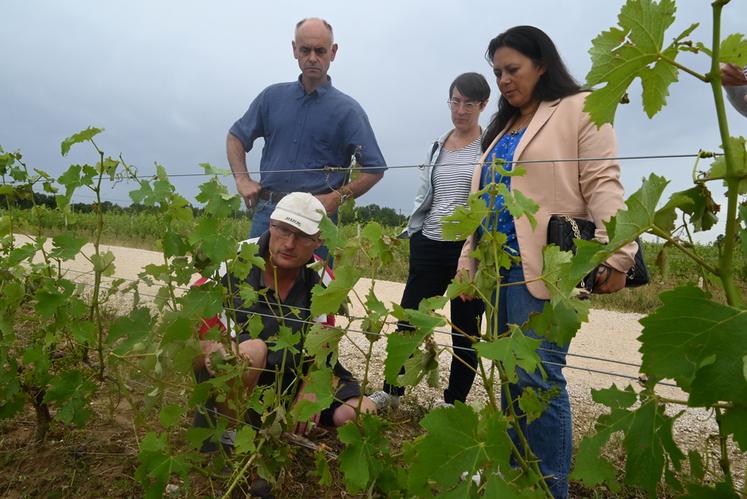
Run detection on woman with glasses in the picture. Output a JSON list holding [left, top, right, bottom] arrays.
[[370, 72, 489, 411], [457, 26, 638, 498]]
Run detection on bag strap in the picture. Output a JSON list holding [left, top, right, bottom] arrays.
[[562, 215, 583, 240], [429, 140, 439, 163]]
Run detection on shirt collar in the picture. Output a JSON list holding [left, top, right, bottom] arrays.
[[295, 74, 333, 98]]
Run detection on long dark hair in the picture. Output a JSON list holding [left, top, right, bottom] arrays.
[[482, 25, 581, 151]]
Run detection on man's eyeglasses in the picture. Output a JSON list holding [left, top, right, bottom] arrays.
[[270, 223, 319, 246], [447, 99, 481, 112]]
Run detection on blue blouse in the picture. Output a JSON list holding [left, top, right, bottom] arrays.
[[480, 129, 526, 255]]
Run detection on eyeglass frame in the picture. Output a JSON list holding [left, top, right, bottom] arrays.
[[446, 98, 483, 112], [269, 222, 320, 246]]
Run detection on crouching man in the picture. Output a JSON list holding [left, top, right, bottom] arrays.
[[193, 192, 376, 440]]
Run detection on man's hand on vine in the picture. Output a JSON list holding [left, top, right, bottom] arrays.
[[593, 264, 626, 294], [293, 391, 320, 435], [315, 191, 342, 215], [720, 63, 747, 87]]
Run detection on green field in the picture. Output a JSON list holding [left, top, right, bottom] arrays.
[[9, 207, 745, 314]]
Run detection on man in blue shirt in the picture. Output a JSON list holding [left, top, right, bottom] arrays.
[[227, 17, 387, 239]]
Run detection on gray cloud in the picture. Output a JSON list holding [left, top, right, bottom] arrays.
[[2, 0, 745, 240]]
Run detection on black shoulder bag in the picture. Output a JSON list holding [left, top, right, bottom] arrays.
[[547, 215, 650, 294]]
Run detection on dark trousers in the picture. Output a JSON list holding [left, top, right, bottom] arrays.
[[383, 231, 484, 403]]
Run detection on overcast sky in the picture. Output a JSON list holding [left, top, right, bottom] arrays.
[[2, 1, 745, 241]]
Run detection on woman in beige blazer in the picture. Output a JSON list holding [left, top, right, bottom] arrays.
[[456, 26, 636, 499]]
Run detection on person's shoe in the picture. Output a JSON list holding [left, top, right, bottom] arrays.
[[220, 429, 236, 448], [432, 400, 454, 410], [369, 391, 400, 411], [249, 478, 274, 498]]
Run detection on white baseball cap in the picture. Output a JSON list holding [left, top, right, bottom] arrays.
[[270, 192, 326, 235]]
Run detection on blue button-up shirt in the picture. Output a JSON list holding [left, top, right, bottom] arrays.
[[229, 76, 387, 194]]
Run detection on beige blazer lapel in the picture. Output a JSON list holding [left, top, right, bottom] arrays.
[[512, 98, 561, 163]]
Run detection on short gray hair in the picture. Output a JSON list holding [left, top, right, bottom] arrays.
[[295, 18, 334, 42]]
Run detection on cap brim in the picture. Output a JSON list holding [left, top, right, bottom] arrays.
[[270, 208, 320, 235]]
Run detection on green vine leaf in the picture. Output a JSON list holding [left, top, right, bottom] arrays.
[[268, 326, 301, 355], [158, 404, 183, 429], [604, 173, 669, 248], [681, 481, 741, 498], [291, 366, 334, 421], [43, 370, 96, 426], [383, 326, 431, 387], [655, 184, 719, 233], [135, 432, 191, 499], [199, 162, 232, 177], [571, 385, 683, 496], [398, 340, 439, 388], [60, 126, 103, 156], [310, 265, 360, 317], [384, 303, 444, 385], [541, 174, 668, 344], [338, 414, 390, 493], [496, 183, 539, 229], [718, 33, 747, 65], [475, 326, 544, 384], [361, 221, 394, 265], [314, 451, 333, 486], [305, 324, 343, 367], [585, 0, 697, 124], [318, 215, 341, 253], [639, 285, 747, 407], [571, 431, 620, 492], [49, 232, 87, 261], [406, 405, 512, 495], [161, 314, 196, 344], [90, 250, 116, 276], [35, 279, 75, 318], [188, 218, 237, 269], [161, 230, 189, 259], [441, 192, 490, 241], [707, 136, 747, 194], [536, 246, 591, 346], [360, 288, 388, 338], [107, 307, 154, 355], [57, 164, 97, 199], [233, 425, 257, 455], [195, 177, 240, 218]]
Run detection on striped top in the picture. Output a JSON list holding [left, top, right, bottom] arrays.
[[422, 136, 482, 241]]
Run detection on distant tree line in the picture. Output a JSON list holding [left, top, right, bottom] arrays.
[[2, 191, 407, 227], [339, 201, 406, 227]]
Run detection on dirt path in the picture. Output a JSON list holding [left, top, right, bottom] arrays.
[[20, 236, 741, 472]]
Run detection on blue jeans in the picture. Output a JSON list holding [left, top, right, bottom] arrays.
[[496, 265, 571, 499], [248, 197, 275, 239], [248, 197, 334, 262]]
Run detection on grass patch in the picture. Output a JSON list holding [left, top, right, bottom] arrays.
[[7, 208, 746, 313]]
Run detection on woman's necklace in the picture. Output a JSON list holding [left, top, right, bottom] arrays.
[[507, 110, 537, 136]]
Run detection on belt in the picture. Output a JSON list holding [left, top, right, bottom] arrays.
[[258, 189, 289, 204], [259, 188, 336, 204]]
